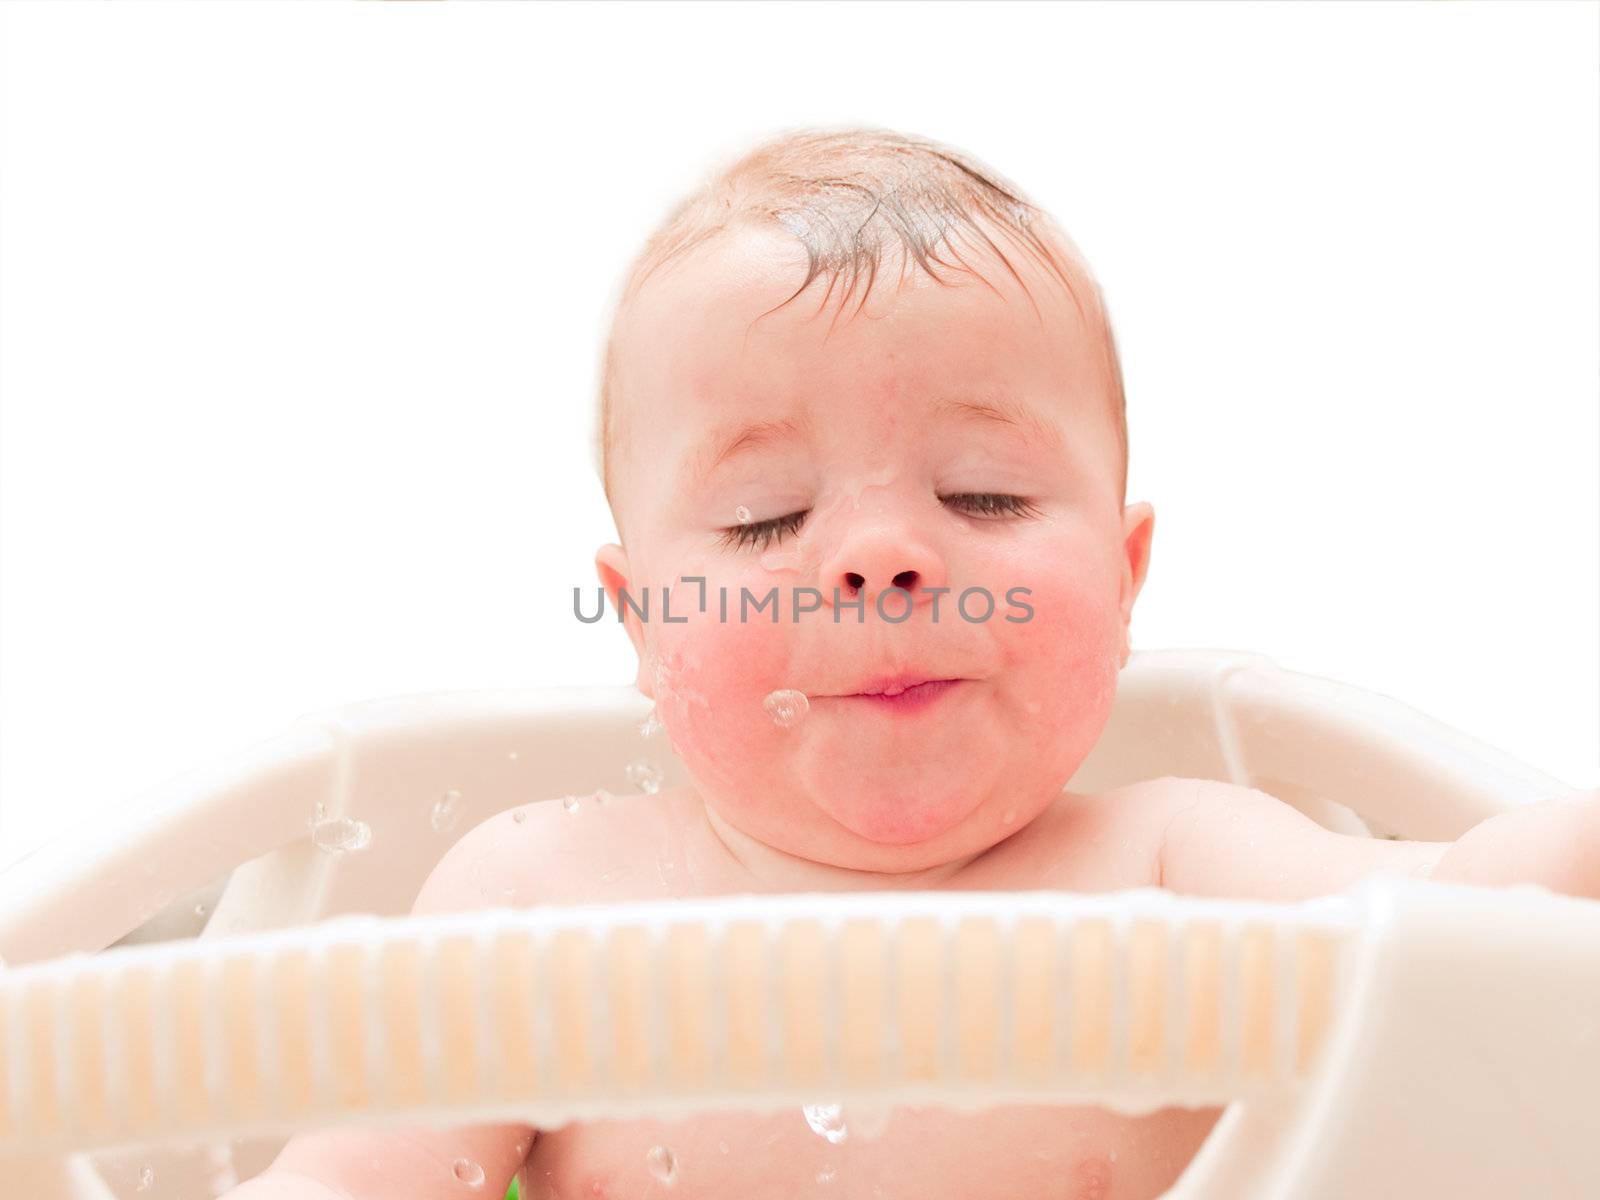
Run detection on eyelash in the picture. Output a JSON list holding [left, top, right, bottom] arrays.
[[718, 493, 1042, 552]]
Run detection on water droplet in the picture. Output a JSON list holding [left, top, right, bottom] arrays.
[[734, 504, 752, 524], [1109, 1150, 1118, 1163], [1001, 809, 1017, 826], [626, 760, 663, 795], [451, 1157, 485, 1187], [847, 1104, 892, 1140], [432, 789, 464, 833], [594, 789, 612, 808], [763, 688, 810, 729], [717, 1140, 730, 1155], [817, 1164, 838, 1185], [561, 795, 580, 814], [599, 868, 623, 884], [638, 707, 664, 737], [136, 1165, 154, 1191], [310, 815, 372, 854], [802, 1102, 848, 1144], [512, 808, 528, 824], [645, 1144, 678, 1185], [194, 902, 209, 917], [508, 750, 520, 761]]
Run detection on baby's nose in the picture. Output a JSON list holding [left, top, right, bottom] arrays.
[[822, 520, 948, 606], [843, 567, 920, 594]]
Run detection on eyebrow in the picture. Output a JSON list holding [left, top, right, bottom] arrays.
[[933, 392, 1065, 452], [683, 415, 809, 490], [681, 390, 1063, 491]]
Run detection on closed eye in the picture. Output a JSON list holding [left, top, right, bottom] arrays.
[[719, 509, 808, 553], [944, 492, 1042, 520], [717, 493, 1041, 552]]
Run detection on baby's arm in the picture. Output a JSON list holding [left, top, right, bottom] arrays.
[[222, 810, 542, 1199], [225, 1119, 530, 1200], [1153, 777, 1600, 902], [1424, 789, 1600, 896]]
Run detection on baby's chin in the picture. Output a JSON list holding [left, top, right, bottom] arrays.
[[797, 817, 1007, 879], [818, 783, 989, 848], [779, 784, 1043, 881]]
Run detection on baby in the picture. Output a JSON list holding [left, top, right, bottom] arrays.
[[228, 127, 1598, 1200]]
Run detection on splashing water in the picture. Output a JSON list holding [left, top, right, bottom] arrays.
[[802, 1103, 848, 1144], [763, 689, 810, 729], [626, 760, 664, 795], [309, 808, 372, 854], [645, 1145, 678, 1185], [638, 706, 664, 737], [451, 1157, 485, 1187], [431, 789, 464, 833], [136, 1165, 154, 1192]]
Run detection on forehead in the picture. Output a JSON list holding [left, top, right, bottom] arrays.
[[611, 220, 1112, 470]]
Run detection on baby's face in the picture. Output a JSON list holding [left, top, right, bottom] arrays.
[[598, 221, 1152, 874]]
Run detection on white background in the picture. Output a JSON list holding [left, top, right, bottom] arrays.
[[1, 1, 1596, 869]]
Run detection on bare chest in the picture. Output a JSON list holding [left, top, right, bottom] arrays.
[[521, 1100, 1220, 1200], [515, 785, 1193, 1198]]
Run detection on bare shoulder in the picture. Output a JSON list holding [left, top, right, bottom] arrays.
[[1143, 776, 1450, 900], [1014, 775, 1301, 898], [1102, 774, 1311, 830], [412, 788, 690, 914], [1098, 776, 1226, 873], [1018, 776, 1295, 890], [988, 778, 1209, 890]]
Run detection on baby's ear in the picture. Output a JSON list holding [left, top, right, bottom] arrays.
[[594, 543, 651, 691], [1119, 501, 1155, 615]]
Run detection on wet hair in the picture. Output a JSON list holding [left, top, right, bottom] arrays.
[[593, 124, 1129, 523]]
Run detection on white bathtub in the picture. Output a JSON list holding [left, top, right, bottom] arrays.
[[0, 648, 1594, 1199]]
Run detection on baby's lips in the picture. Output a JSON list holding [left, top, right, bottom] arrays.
[[837, 672, 964, 698]]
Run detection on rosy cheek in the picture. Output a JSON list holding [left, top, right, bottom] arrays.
[[996, 557, 1123, 730], [646, 588, 795, 784]]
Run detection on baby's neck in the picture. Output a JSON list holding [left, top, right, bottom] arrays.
[[698, 796, 983, 893]]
